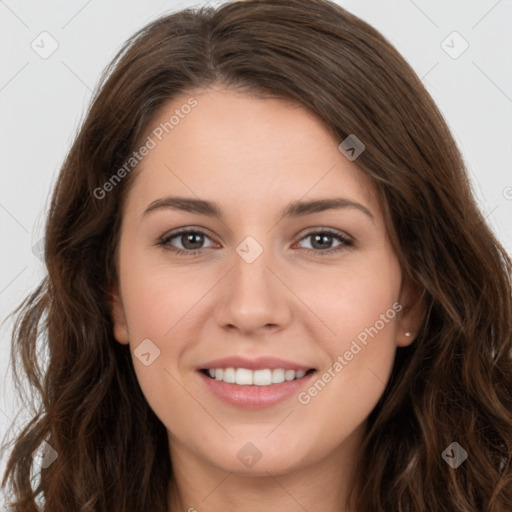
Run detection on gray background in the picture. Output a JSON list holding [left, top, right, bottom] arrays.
[[1, 0, 511, 500]]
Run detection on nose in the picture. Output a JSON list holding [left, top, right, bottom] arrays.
[[214, 242, 293, 336]]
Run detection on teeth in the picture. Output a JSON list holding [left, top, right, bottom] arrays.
[[204, 367, 310, 385], [235, 368, 253, 385], [285, 369, 295, 381], [223, 367, 236, 383], [271, 368, 285, 383], [254, 369, 272, 386]]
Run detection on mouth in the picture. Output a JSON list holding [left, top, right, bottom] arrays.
[[197, 366, 317, 408], [196, 355, 318, 408], [199, 367, 316, 386]]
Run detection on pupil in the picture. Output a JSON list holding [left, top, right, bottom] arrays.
[[184, 233, 203, 249], [312, 234, 332, 249]]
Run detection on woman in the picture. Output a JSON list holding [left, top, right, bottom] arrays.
[[2, 0, 511, 510]]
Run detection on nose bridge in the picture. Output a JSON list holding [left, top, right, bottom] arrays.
[[232, 235, 276, 309], [216, 233, 291, 332]]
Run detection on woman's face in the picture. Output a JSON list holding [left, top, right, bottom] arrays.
[[110, 87, 421, 478]]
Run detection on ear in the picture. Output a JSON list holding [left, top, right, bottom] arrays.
[[108, 281, 130, 345], [395, 275, 425, 347]]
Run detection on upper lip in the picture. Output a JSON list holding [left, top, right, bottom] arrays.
[[199, 356, 314, 372]]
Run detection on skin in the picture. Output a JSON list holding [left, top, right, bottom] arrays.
[[109, 86, 424, 512]]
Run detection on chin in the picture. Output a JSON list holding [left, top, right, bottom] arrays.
[[196, 434, 311, 476], [215, 452, 304, 477]]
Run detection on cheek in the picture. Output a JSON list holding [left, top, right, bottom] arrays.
[[296, 250, 401, 346], [115, 253, 194, 406], [118, 247, 201, 340], [119, 266, 196, 431], [298, 299, 399, 450], [296, 250, 401, 413]]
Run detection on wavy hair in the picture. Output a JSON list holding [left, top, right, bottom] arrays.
[[2, 0, 511, 510]]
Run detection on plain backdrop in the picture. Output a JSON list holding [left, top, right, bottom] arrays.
[[1, 0, 511, 499]]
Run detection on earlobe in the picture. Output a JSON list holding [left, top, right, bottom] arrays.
[[108, 282, 130, 345], [396, 277, 425, 347], [399, 328, 416, 347]]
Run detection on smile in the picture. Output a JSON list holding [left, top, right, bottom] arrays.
[[197, 367, 317, 409], [200, 367, 315, 386]]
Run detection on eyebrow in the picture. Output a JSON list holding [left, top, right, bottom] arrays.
[[141, 196, 374, 222]]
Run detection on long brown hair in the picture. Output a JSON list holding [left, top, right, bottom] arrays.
[[2, 0, 511, 510]]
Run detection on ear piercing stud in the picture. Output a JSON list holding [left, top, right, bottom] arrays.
[[405, 329, 415, 337]]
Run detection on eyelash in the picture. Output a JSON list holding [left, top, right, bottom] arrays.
[[158, 228, 354, 257]]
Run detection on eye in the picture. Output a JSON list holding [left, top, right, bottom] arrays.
[[158, 229, 217, 256], [295, 229, 353, 256], [158, 228, 353, 257]]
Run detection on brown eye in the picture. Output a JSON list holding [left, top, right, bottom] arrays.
[[159, 229, 216, 255], [296, 230, 353, 256]]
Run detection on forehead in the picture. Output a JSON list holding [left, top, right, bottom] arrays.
[[124, 87, 378, 220]]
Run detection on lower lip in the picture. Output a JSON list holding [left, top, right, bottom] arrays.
[[197, 370, 316, 409]]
